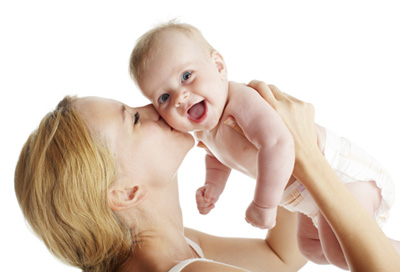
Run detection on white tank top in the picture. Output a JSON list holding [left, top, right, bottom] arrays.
[[168, 238, 247, 272]]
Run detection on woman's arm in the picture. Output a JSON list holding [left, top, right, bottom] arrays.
[[185, 207, 306, 272], [248, 80, 400, 272]]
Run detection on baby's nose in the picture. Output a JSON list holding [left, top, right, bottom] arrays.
[[174, 90, 189, 108]]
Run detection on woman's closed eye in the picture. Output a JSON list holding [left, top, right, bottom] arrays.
[[158, 93, 170, 104], [134, 112, 140, 124]]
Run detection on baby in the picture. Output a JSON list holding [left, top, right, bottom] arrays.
[[131, 21, 295, 230], [130, 21, 397, 269]]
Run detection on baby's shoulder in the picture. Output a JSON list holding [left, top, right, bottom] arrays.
[[226, 82, 265, 117], [228, 81, 250, 95], [228, 81, 261, 102]]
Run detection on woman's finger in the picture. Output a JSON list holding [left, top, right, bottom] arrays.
[[247, 80, 277, 107], [268, 85, 303, 104], [265, 84, 287, 101]]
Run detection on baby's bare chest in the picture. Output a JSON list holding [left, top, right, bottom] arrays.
[[195, 124, 257, 178]]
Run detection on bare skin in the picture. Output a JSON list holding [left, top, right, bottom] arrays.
[[245, 81, 400, 272], [136, 27, 398, 269], [138, 30, 295, 229], [74, 96, 306, 272]]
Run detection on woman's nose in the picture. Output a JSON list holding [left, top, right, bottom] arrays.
[[174, 89, 189, 108]]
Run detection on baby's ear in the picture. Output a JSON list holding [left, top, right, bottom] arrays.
[[212, 51, 227, 76], [108, 185, 147, 211]]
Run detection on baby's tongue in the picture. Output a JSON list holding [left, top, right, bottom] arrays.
[[188, 101, 205, 120]]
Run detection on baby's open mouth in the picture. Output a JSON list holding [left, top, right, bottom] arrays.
[[187, 100, 207, 123]]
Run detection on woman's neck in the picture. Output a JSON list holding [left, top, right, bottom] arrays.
[[120, 177, 197, 272]]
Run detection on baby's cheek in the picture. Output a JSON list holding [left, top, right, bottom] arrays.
[[175, 124, 192, 133], [169, 118, 192, 133]]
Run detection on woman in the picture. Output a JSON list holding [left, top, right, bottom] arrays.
[[14, 94, 306, 271], [14, 83, 400, 271]]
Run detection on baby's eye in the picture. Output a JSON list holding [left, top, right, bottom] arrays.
[[158, 93, 170, 104], [134, 112, 140, 124], [181, 71, 192, 82]]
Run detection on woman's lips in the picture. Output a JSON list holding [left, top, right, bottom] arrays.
[[187, 100, 207, 123]]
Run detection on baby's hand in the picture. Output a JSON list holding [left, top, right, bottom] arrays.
[[245, 201, 277, 229], [196, 184, 221, 215]]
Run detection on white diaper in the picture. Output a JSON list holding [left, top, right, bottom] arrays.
[[280, 129, 395, 227]]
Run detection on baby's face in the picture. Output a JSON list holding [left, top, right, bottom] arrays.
[[138, 30, 229, 132]]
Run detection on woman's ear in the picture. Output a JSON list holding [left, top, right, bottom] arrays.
[[212, 51, 227, 77], [108, 185, 147, 211]]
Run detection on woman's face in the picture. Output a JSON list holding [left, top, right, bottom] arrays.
[[74, 96, 195, 186]]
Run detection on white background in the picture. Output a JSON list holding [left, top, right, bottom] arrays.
[[1, 1, 399, 271]]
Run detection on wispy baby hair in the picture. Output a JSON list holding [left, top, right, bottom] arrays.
[[129, 20, 215, 86]]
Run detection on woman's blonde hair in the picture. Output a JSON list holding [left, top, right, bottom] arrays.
[[129, 20, 215, 85], [15, 96, 133, 271]]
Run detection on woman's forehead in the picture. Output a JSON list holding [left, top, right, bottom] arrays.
[[76, 96, 121, 107], [75, 97, 125, 118], [73, 97, 122, 128]]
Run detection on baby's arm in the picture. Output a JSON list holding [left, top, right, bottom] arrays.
[[196, 145, 231, 215], [229, 83, 295, 229]]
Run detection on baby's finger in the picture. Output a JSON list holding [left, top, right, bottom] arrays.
[[195, 187, 204, 196], [196, 188, 207, 202], [197, 202, 215, 214], [203, 188, 218, 203]]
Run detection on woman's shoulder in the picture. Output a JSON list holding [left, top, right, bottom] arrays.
[[182, 228, 250, 271], [183, 228, 203, 246]]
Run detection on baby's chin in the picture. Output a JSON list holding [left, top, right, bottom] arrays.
[[173, 116, 220, 133], [194, 120, 220, 132], [170, 123, 193, 133]]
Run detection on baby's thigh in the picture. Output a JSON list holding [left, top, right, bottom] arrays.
[[297, 213, 329, 264], [344, 180, 382, 216]]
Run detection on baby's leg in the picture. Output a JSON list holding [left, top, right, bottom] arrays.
[[318, 180, 382, 270], [297, 213, 329, 265]]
